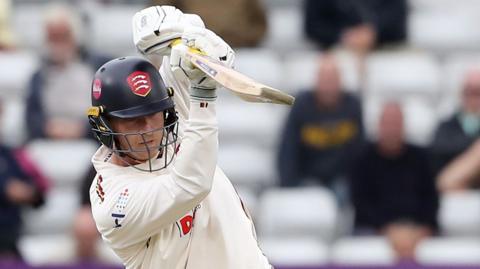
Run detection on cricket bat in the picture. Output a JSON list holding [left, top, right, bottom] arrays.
[[170, 39, 295, 106]]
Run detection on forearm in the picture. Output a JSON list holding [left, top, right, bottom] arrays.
[[171, 99, 218, 197], [437, 141, 480, 192]]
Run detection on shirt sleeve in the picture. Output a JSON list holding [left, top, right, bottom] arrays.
[[94, 101, 218, 249]]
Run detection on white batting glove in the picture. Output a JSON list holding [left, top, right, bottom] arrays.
[[170, 26, 235, 101], [132, 6, 205, 59]]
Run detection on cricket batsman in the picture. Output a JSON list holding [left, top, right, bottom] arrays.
[[87, 5, 272, 269]]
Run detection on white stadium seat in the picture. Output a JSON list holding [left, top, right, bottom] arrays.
[[365, 51, 441, 100], [0, 51, 38, 99], [283, 51, 319, 95], [22, 187, 79, 235], [402, 98, 438, 146], [259, 237, 329, 266], [439, 191, 480, 237], [257, 187, 338, 242], [1, 98, 26, 147], [415, 237, 480, 266], [218, 143, 275, 189], [19, 235, 122, 266], [330, 236, 396, 266], [19, 234, 75, 265], [409, 10, 480, 53], [233, 49, 283, 90], [12, 4, 45, 50], [216, 100, 286, 148], [263, 6, 313, 52], [26, 140, 98, 187], [89, 5, 144, 56]]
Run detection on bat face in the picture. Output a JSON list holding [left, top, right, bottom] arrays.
[[171, 39, 295, 106]]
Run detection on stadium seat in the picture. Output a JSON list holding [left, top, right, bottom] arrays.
[[216, 100, 286, 149], [283, 51, 319, 95], [12, 4, 45, 50], [19, 234, 75, 265], [365, 51, 441, 100], [409, 10, 480, 53], [218, 143, 275, 189], [88, 5, 144, 56], [22, 187, 79, 235], [0, 51, 38, 99], [439, 191, 480, 237], [330, 236, 396, 266], [257, 187, 338, 242], [233, 49, 283, 90], [19, 235, 122, 265], [25, 139, 98, 187], [263, 6, 314, 52], [259, 237, 329, 266], [415, 237, 480, 265], [1, 98, 26, 147], [403, 98, 438, 146]]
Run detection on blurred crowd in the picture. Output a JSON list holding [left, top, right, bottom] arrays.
[[0, 0, 479, 267]]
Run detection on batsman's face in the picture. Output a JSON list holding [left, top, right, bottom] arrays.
[[110, 112, 165, 161]]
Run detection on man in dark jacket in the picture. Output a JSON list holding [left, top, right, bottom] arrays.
[[351, 102, 438, 259], [277, 54, 364, 203]]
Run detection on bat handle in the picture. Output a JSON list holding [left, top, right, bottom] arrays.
[[169, 39, 205, 55]]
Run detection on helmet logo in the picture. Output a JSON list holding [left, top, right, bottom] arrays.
[[127, 71, 152, 97], [93, 79, 102, 100]]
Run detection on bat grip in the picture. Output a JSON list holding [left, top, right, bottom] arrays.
[[169, 39, 204, 55]]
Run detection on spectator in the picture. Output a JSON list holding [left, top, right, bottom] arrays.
[[351, 102, 438, 260], [304, 0, 407, 55], [432, 69, 480, 192], [25, 5, 109, 141], [0, 102, 48, 260], [73, 165, 99, 261], [150, 1, 267, 47], [277, 54, 364, 203]]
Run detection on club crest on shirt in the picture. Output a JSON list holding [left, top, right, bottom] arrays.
[[111, 188, 130, 228]]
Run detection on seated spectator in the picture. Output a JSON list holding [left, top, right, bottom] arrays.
[[26, 5, 109, 141], [73, 165, 99, 262], [0, 103, 48, 260], [432, 69, 480, 192], [277, 54, 364, 203], [150, 1, 267, 47], [304, 0, 407, 55], [351, 102, 438, 260]]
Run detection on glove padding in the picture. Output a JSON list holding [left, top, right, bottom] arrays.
[[170, 26, 235, 101], [132, 6, 204, 57]]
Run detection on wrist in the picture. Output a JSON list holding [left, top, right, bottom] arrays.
[[190, 86, 217, 102]]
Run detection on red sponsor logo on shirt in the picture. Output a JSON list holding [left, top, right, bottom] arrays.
[[126, 71, 152, 97]]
